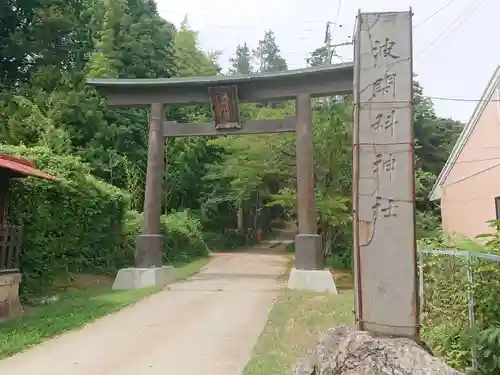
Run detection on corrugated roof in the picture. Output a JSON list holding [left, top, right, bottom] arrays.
[[0, 154, 57, 181]]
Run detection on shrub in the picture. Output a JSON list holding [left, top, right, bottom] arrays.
[[117, 210, 209, 265], [1, 146, 209, 298], [203, 230, 249, 251], [0, 145, 129, 297], [416, 211, 441, 239], [162, 211, 208, 263], [115, 210, 143, 266], [419, 232, 500, 374]]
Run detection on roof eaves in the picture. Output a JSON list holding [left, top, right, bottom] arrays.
[[0, 154, 57, 181], [86, 62, 354, 88], [429, 66, 500, 201]]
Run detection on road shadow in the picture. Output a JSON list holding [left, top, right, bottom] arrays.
[[185, 272, 282, 281], [217, 245, 289, 256]]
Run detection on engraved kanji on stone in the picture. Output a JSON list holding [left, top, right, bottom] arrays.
[[372, 196, 398, 219], [372, 37, 399, 60], [371, 73, 396, 100], [371, 109, 397, 139], [372, 152, 396, 181], [381, 198, 398, 217]]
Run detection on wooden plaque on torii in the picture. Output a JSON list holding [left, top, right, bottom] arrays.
[[208, 85, 241, 130]]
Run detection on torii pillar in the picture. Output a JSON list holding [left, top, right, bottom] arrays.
[[112, 102, 176, 290], [287, 93, 337, 293]]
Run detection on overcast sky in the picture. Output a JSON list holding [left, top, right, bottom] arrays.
[[156, 0, 496, 123]]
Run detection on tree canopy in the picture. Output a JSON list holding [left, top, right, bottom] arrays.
[[0, 0, 463, 259]]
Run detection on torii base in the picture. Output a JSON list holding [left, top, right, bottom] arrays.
[[288, 233, 338, 293], [287, 268, 338, 293], [112, 266, 176, 290]]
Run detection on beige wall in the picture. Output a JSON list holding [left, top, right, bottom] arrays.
[[441, 93, 500, 238]]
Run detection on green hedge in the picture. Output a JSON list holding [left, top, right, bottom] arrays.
[[203, 230, 249, 251], [0, 145, 208, 297], [1, 146, 129, 296], [123, 210, 209, 264], [420, 235, 500, 374]]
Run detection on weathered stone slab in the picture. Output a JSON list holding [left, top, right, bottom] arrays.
[[0, 273, 22, 319], [287, 268, 337, 293], [292, 326, 463, 375], [112, 266, 176, 290], [353, 9, 419, 338]]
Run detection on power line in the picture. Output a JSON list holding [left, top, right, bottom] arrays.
[[0, 80, 497, 106], [322, 0, 345, 65], [0, 28, 496, 106], [0, 28, 323, 45], [352, 147, 500, 165], [454, 156, 500, 164], [417, 0, 489, 59], [330, 0, 343, 42], [429, 95, 497, 103], [0, 43, 323, 69], [359, 96, 500, 103], [323, 22, 346, 64], [161, 10, 330, 24], [444, 161, 500, 187], [414, 0, 457, 28], [0, 30, 333, 67], [438, 194, 500, 204]]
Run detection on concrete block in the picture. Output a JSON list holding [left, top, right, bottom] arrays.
[[0, 273, 22, 319], [287, 267, 338, 294], [112, 266, 176, 290]]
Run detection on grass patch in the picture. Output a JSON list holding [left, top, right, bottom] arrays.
[[174, 256, 211, 280], [281, 253, 353, 290], [278, 253, 295, 281], [243, 289, 354, 375], [0, 256, 211, 359], [0, 286, 158, 359]]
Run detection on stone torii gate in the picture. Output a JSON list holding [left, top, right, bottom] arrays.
[[88, 63, 353, 293], [87, 9, 420, 342]]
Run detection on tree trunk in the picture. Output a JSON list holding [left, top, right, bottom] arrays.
[[237, 202, 244, 231]]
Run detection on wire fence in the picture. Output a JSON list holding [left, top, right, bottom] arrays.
[[419, 249, 500, 372]]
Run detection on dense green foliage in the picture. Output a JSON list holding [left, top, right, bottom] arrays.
[[0, 1, 463, 270], [3, 145, 129, 295], [420, 231, 500, 374], [5, 2, 494, 371], [0, 1, 292, 297], [1, 145, 210, 296]]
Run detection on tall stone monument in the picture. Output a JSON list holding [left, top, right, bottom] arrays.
[[352, 10, 419, 339]]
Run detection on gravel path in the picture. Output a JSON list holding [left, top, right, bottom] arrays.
[[0, 250, 287, 375]]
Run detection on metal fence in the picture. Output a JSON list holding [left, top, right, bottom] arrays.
[[419, 249, 500, 371]]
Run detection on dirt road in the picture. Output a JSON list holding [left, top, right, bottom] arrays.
[[0, 250, 287, 375]]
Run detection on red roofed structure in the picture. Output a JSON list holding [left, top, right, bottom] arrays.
[[0, 154, 56, 272], [0, 154, 57, 181], [0, 154, 56, 318]]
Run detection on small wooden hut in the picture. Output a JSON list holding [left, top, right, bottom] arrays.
[[0, 154, 56, 318]]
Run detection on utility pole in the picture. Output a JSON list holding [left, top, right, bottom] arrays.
[[322, 22, 350, 104], [324, 21, 347, 64], [324, 21, 334, 64]]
